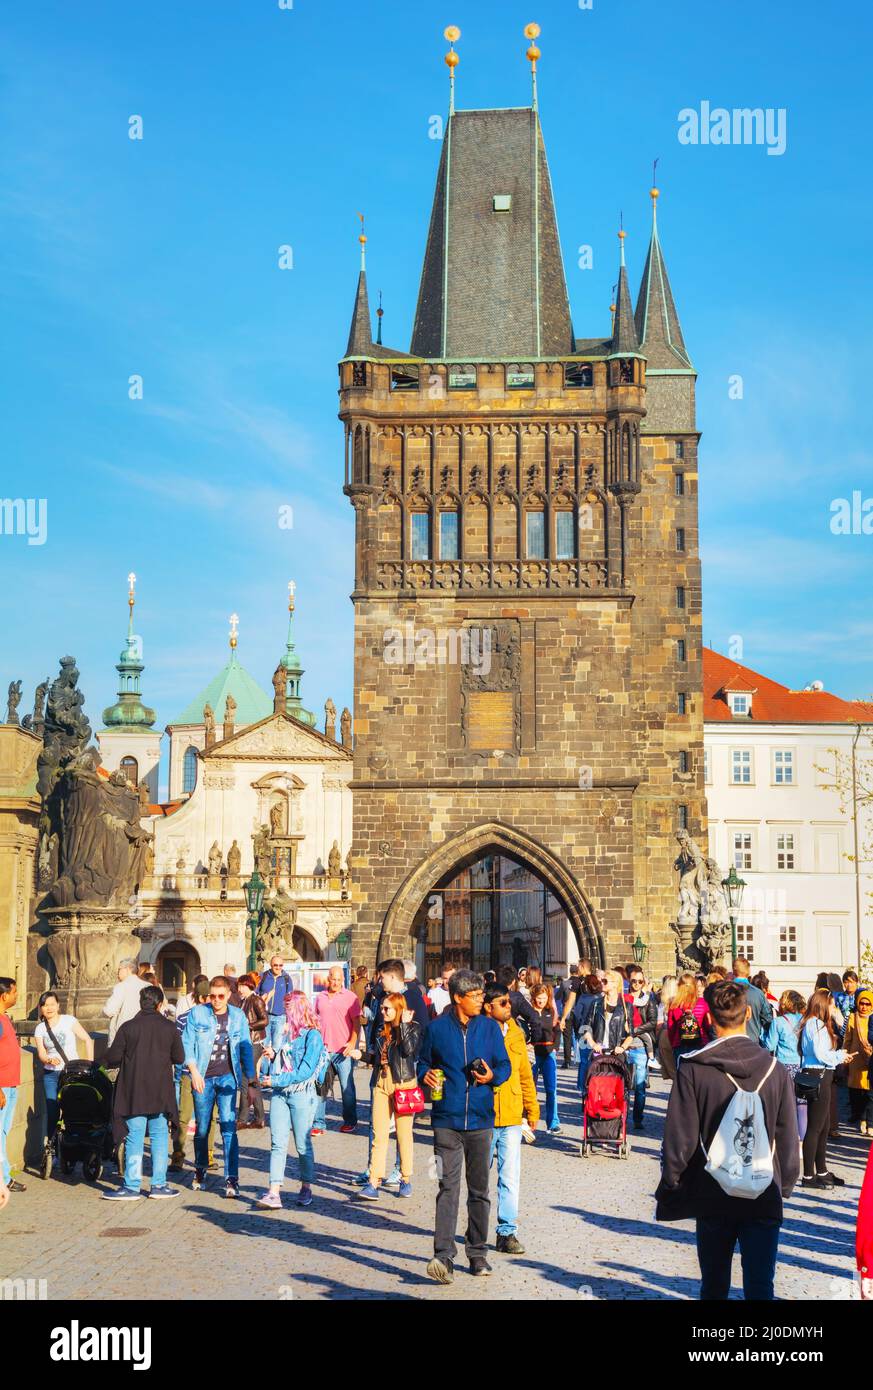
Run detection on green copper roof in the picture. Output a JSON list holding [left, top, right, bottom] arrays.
[[102, 597, 156, 729], [279, 608, 316, 727], [172, 651, 273, 727]]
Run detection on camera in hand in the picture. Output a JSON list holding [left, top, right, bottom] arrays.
[[467, 1057, 488, 1081]]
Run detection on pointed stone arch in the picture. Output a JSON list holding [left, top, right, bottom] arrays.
[[377, 820, 604, 966]]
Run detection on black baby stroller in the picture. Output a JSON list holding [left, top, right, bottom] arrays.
[[40, 1061, 117, 1182], [580, 1051, 631, 1159]]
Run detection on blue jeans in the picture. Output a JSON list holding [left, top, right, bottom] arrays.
[[268, 1088, 317, 1185], [626, 1044, 648, 1125], [576, 1046, 592, 1093], [490, 1125, 523, 1237], [43, 1069, 61, 1140], [696, 1216, 781, 1300], [266, 1016, 286, 1052], [533, 1052, 559, 1128], [0, 1086, 17, 1184], [123, 1114, 169, 1191], [315, 1052, 357, 1128], [193, 1074, 239, 1181]]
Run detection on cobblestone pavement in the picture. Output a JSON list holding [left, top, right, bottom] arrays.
[[0, 1067, 864, 1301]]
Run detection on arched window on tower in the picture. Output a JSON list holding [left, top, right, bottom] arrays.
[[119, 755, 139, 787], [183, 745, 198, 795]]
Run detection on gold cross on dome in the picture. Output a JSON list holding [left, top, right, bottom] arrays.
[[229, 612, 239, 649]]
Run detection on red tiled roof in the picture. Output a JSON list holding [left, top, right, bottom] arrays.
[[703, 648, 873, 725]]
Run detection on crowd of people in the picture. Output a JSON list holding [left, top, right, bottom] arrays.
[[1, 953, 873, 1299]]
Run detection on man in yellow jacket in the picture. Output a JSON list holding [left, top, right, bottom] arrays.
[[484, 981, 541, 1255]]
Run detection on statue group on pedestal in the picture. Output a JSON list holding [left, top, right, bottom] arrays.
[[672, 829, 731, 973]]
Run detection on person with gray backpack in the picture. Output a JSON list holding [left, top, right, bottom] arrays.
[[655, 979, 799, 1300]]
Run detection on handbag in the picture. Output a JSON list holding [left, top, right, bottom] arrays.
[[794, 1067, 823, 1103], [42, 1018, 70, 1067], [393, 1084, 425, 1117]]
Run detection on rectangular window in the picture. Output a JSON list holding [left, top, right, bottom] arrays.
[[410, 512, 431, 560], [729, 693, 750, 717], [526, 511, 545, 559], [676, 585, 686, 609], [704, 747, 711, 783], [731, 748, 753, 785], [773, 749, 795, 785], [735, 922, 755, 962], [776, 832, 796, 871], [677, 639, 687, 662], [733, 831, 754, 871], [439, 511, 459, 560], [678, 750, 689, 774], [675, 440, 685, 459], [678, 805, 689, 830], [555, 511, 575, 560], [676, 527, 686, 552], [678, 692, 688, 715], [448, 366, 477, 390], [675, 471, 685, 496], [779, 924, 797, 963]]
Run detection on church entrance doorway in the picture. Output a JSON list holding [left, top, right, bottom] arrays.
[[155, 942, 201, 1003]]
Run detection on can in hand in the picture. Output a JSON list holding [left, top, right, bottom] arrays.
[[430, 1068, 445, 1101]]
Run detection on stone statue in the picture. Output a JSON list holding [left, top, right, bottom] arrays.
[[138, 781, 150, 813], [328, 840, 342, 876], [674, 830, 705, 928], [227, 840, 241, 876], [176, 848, 187, 874], [145, 839, 155, 876], [269, 801, 286, 837], [324, 698, 336, 741], [700, 857, 729, 930], [223, 694, 236, 725], [208, 841, 222, 876], [272, 664, 286, 714], [203, 702, 215, 744], [313, 857, 326, 878], [255, 888, 298, 963], [346, 847, 353, 876], [340, 707, 352, 748], [22, 677, 49, 737], [6, 680, 22, 725], [252, 823, 271, 878], [36, 658, 152, 909]]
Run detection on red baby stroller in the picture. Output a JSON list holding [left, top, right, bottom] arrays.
[[581, 1051, 630, 1159]]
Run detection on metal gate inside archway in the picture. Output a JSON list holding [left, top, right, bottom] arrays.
[[412, 851, 572, 983]]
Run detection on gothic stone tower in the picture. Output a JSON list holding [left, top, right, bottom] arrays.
[[340, 99, 704, 979]]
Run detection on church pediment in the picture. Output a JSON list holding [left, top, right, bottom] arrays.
[[204, 712, 351, 763]]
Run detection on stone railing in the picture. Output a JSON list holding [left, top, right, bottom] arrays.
[[145, 872, 352, 898], [375, 558, 609, 593]]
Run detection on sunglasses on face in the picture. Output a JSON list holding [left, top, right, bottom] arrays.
[[209, 993, 227, 1000]]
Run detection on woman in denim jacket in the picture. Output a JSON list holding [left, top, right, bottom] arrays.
[[257, 991, 325, 1211]]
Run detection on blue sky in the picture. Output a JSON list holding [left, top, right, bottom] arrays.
[[2, 0, 872, 772]]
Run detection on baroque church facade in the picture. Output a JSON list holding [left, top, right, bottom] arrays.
[[342, 58, 704, 981]]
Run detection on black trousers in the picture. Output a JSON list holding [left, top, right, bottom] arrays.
[[849, 1086, 873, 1126], [802, 1069, 833, 1177], [696, 1216, 780, 1300], [432, 1126, 492, 1263]]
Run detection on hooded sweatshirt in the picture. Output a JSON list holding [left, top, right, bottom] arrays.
[[656, 1034, 799, 1223]]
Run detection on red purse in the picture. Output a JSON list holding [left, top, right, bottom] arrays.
[[393, 1085, 425, 1116]]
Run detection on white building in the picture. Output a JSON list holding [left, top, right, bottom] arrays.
[[704, 648, 873, 994]]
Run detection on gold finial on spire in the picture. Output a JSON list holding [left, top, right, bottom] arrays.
[[650, 157, 660, 228], [525, 23, 541, 109], [357, 212, 367, 271], [288, 579, 296, 616], [618, 211, 626, 267], [127, 571, 136, 612], [444, 26, 460, 114], [229, 612, 239, 651]]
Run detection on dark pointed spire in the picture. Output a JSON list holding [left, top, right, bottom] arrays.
[[611, 225, 640, 354], [346, 270, 373, 356], [634, 186, 691, 369]]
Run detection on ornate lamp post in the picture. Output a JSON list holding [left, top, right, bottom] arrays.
[[720, 865, 746, 965], [631, 933, 648, 968], [243, 868, 266, 973], [333, 928, 351, 963]]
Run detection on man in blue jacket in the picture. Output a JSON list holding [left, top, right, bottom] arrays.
[[418, 968, 511, 1285], [182, 976, 255, 1199]]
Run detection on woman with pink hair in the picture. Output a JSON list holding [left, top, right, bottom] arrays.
[[257, 990, 326, 1211]]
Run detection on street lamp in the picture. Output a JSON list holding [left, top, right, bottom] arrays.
[[721, 864, 746, 964], [243, 868, 266, 973], [333, 928, 351, 962], [631, 933, 648, 967]]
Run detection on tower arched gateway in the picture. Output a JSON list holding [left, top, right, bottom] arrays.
[[378, 822, 603, 975]]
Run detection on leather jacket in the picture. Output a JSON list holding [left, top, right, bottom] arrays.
[[372, 1019, 422, 1086]]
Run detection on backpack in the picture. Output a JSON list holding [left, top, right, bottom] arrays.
[[700, 1057, 778, 1199], [678, 1009, 703, 1047]]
